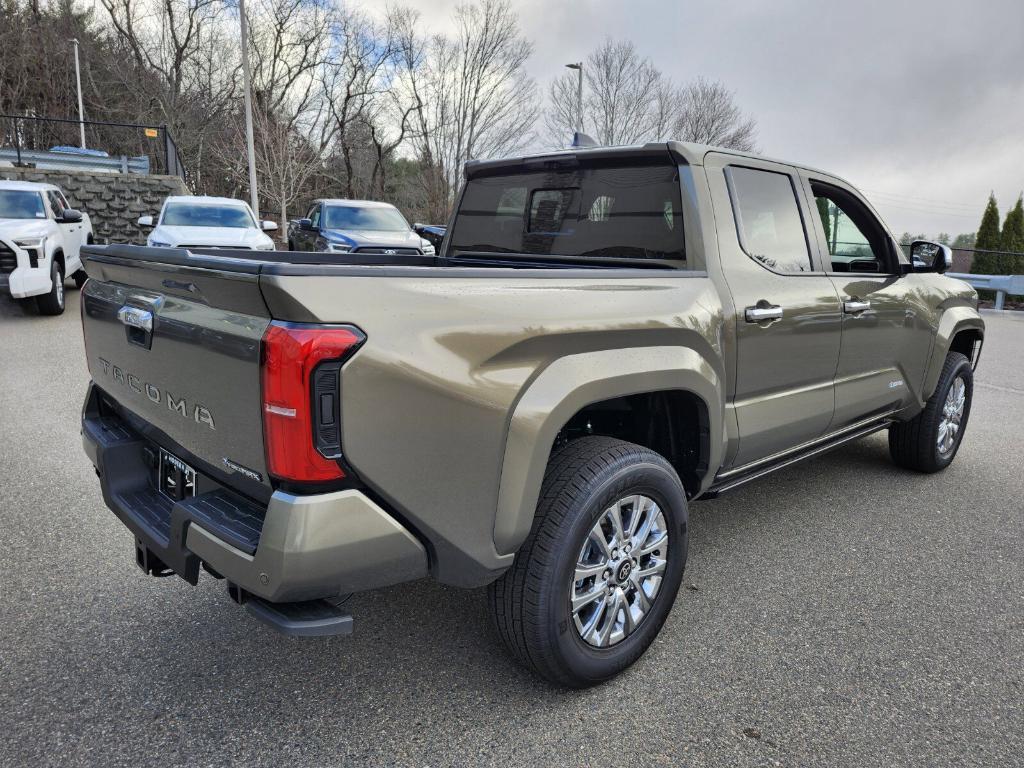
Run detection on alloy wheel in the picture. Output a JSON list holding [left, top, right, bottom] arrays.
[[570, 495, 669, 648], [937, 375, 966, 455]]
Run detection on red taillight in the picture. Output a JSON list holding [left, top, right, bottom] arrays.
[[261, 321, 365, 482]]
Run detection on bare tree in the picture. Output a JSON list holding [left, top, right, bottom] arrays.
[[546, 40, 758, 152], [216, 105, 321, 234], [546, 39, 662, 147], [404, 0, 538, 219], [245, 0, 332, 122], [98, 0, 231, 123], [98, 0, 238, 187], [315, 6, 416, 200], [669, 77, 757, 151]]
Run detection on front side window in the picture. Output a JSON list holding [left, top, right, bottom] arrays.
[[322, 205, 409, 232], [162, 203, 255, 229], [812, 182, 895, 273], [47, 191, 67, 217], [449, 160, 686, 262], [726, 166, 812, 273], [0, 190, 46, 219], [309, 204, 322, 228]]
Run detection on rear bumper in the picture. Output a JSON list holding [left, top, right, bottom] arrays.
[[82, 383, 428, 602]]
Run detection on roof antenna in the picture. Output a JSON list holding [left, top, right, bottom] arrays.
[[571, 131, 598, 148]]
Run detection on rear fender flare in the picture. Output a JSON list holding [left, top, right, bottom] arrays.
[[493, 346, 723, 555]]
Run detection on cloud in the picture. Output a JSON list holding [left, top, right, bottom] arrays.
[[390, 0, 1024, 234]]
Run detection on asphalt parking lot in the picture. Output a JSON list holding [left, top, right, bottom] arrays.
[[1, 289, 1021, 767]]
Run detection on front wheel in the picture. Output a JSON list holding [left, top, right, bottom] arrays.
[[488, 437, 688, 687], [889, 351, 973, 472], [72, 269, 89, 288], [36, 260, 65, 315]]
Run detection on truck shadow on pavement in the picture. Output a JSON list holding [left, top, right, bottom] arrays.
[[66, 434, 903, 705], [12, 426, 998, 766]]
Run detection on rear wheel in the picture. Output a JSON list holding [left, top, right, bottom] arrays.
[[72, 269, 88, 288], [36, 260, 65, 315], [488, 436, 688, 687], [889, 351, 973, 472]]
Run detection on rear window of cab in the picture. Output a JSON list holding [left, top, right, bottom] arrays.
[[449, 160, 685, 263]]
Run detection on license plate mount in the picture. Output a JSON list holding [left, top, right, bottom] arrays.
[[158, 448, 197, 501]]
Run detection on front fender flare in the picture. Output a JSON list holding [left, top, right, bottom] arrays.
[[493, 346, 724, 555], [922, 308, 984, 400]]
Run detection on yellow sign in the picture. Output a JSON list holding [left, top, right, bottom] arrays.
[[144, 128, 158, 138]]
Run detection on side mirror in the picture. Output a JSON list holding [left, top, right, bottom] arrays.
[[910, 240, 953, 274], [137, 215, 155, 228], [261, 220, 278, 232], [60, 208, 83, 224], [298, 217, 313, 231]]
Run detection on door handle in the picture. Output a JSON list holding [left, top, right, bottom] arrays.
[[744, 304, 783, 323], [843, 299, 871, 314]]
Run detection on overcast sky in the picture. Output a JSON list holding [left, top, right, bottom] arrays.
[[386, 0, 1024, 238]]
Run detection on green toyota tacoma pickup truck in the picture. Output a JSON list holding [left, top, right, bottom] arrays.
[[79, 141, 984, 687]]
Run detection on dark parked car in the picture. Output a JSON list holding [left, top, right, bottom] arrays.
[[412, 223, 446, 250], [288, 199, 435, 255]]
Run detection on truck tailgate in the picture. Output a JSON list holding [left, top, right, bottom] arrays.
[[81, 247, 273, 495]]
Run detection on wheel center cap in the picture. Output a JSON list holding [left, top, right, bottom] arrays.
[[616, 560, 633, 583]]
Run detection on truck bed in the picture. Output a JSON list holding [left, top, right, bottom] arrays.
[[80, 243, 720, 586]]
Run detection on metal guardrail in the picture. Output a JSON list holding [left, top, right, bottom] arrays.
[[0, 114, 185, 179], [948, 273, 1024, 310], [0, 148, 150, 175]]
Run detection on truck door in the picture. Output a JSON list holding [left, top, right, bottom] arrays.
[[46, 190, 84, 271], [798, 173, 933, 430], [704, 153, 842, 468], [303, 203, 322, 250]]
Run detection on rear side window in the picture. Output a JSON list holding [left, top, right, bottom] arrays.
[[726, 166, 812, 273], [449, 161, 685, 262]]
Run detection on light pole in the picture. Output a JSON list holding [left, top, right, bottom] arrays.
[[565, 62, 583, 135], [71, 38, 86, 149], [238, 0, 259, 217]]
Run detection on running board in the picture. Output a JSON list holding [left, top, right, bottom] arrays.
[[227, 583, 354, 637], [705, 418, 894, 498]]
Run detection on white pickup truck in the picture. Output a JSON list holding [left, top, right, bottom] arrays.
[[0, 180, 93, 315]]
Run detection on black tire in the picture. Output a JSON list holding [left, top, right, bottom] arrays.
[[288, 239, 295, 251], [488, 436, 688, 688], [889, 351, 973, 472], [72, 269, 89, 288], [36, 260, 65, 315]]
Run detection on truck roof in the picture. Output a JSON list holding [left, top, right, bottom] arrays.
[[163, 195, 250, 207], [465, 140, 841, 184], [314, 199, 398, 209], [0, 180, 59, 193]]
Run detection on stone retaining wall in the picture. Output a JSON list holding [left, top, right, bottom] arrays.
[[0, 166, 186, 244]]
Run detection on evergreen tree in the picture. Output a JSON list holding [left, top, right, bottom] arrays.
[[1000, 195, 1024, 275], [999, 195, 1024, 252], [973, 193, 1002, 273]]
